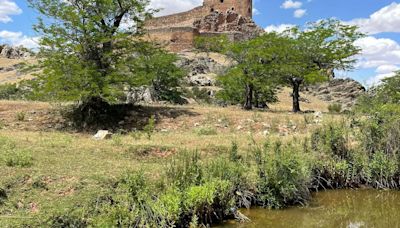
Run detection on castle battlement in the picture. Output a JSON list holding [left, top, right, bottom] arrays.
[[144, 0, 261, 52]]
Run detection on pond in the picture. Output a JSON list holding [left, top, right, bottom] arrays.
[[220, 189, 400, 228]]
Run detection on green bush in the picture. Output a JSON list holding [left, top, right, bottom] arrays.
[[368, 151, 398, 189], [0, 80, 35, 100], [205, 157, 255, 209], [183, 180, 234, 225], [165, 151, 203, 190], [93, 171, 165, 227], [328, 103, 342, 113], [0, 83, 19, 100], [254, 142, 312, 208], [311, 121, 351, 160], [4, 149, 33, 168], [195, 126, 217, 136], [359, 110, 400, 156]]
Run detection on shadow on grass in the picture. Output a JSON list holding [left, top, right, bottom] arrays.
[[63, 98, 198, 133]]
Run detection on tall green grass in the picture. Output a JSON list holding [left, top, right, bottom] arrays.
[[23, 111, 400, 227]]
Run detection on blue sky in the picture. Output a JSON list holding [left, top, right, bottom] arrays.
[[1, 0, 400, 86]]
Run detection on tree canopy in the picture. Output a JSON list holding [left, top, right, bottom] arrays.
[[217, 19, 364, 112], [29, 0, 184, 104]]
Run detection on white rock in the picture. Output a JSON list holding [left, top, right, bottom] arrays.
[[314, 111, 323, 119], [93, 130, 112, 140]]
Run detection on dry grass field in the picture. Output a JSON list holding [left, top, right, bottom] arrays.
[[0, 58, 36, 84], [0, 90, 341, 226]]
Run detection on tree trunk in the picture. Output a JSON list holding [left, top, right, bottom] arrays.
[[254, 90, 259, 108], [243, 83, 253, 110], [291, 77, 303, 113]]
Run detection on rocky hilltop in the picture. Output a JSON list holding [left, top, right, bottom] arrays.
[[194, 10, 264, 40], [306, 78, 366, 109], [0, 44, 35, 84], [0, 44, 33, 59]]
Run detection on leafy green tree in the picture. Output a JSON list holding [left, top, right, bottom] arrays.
[[218, 33, 288, 110], [375, 72, 400, 104], [29, 0, 184, 107], [285, 19, 364, 112], [254, 19, 363, 113]]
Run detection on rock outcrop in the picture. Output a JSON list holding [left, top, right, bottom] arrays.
[[177, 52, 233, 87], [0, 45, 32, 59], [193, 10, 264, 41], [306, 78, 366, 109]]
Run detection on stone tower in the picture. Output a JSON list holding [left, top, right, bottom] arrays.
[[203, 0, 253, 18]]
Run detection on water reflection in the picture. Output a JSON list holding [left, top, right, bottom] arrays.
[[220, 189, 400, 228]]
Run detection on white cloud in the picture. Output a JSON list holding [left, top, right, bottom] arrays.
[[367, 72, 397, 86], [149, 0, 202, 16], [294, 9, 306, 18], [349, 2, 400, 35], [265, 24, 295, 33], [376, 64, 400, 74], [252, 8, 260, 16], [281, 0, 302, 9], [353, 36, 400, 86], [0, 0, 22, 23], [0, 30, 40, 49], [368, 65, 399, 86], [354, 36, 400, 69]]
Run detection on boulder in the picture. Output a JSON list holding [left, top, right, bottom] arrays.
[[0, 45, 32, 59], [306, 78, 366, 109], [126, 86, 156, 104], [93, 130, 112, 140]]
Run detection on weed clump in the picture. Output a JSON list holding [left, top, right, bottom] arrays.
[[15, 111, 26, 121], [5, 149, 33, 168], [195, 126, 217, 136], [0, 188, 7, 205], [143, 115, 156, 140], [328, 103, 342, 113], [254, 142, 312, 208]]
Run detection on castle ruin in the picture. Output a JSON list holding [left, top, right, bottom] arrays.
[[144, 0, 262, 52]]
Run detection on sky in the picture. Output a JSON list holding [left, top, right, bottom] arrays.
[[1, 0, 400, 86]]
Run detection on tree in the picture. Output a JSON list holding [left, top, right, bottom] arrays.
[[218, 33, 288, 110], [375, 71, 400, 104], [278, 19, 364, 112], [29, 0, 184, 108]]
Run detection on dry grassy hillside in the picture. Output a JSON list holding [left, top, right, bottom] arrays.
[[0, 98, 339, 226], [0, 58, 36, 84], [0, 54, 339, 226]]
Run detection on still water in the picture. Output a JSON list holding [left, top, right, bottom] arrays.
[[220, 189, 400, 228]]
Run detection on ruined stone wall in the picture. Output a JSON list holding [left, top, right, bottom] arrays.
[[145, 6, 209, 29], [204, 0, 252, 18], [144, 0, 255, 52], [145, 0, 252, 29], [145, 27, 200, 52]]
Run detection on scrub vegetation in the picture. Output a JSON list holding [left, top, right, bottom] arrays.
[[1, 73, 400, 226], [0, 0, 399, 226]]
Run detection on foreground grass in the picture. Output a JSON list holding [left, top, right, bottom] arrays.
[[2, 97, 397, 227], [0, 98, 334, 227]]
